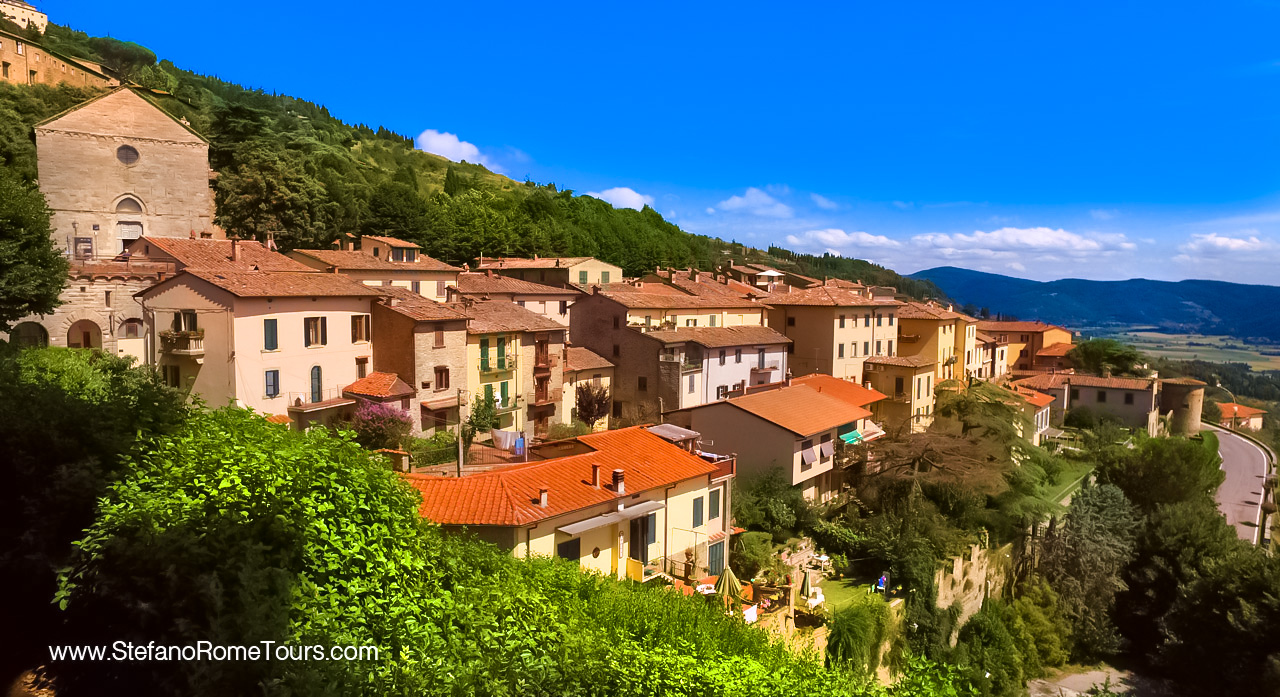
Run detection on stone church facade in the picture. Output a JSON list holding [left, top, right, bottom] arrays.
[[8, 87, 221, 358]]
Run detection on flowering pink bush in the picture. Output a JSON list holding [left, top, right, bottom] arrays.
[[343, 400, 412, 450]]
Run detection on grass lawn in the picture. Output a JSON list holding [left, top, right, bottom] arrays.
[[817, 576, 879, 613], [1043, 459, 1094, 504]]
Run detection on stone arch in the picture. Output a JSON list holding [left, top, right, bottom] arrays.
[[112, 193, 147, 214], [11, 321, 48, 348], [67, 319, 102, 349]]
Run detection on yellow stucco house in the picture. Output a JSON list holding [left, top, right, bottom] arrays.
[[896, 301, 978, 381], [404, 426, 736, 581], [289, 235, 462, 303], [763, 282, 904, 382]]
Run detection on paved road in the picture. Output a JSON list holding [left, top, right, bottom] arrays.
[[1208, 425, 1268, 543]]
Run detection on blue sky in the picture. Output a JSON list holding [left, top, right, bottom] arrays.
[[48, 0, 1280, 283]]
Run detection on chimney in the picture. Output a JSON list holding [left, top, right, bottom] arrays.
[[592, 464, 602, 488], [230, 238, 239, 262], [486, 269, 493, 277], [785, 369, 793, 387], [189, 229, 196, 239], [538, 487, 548, 507], [534, 254, 539, 260], [612, 468, 625, 496]]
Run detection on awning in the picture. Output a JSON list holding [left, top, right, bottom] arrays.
[[801, 448, 817, 465], [839, 431, 864, 445], [557, 500, 665, 536], [819, 439, 834, 458]]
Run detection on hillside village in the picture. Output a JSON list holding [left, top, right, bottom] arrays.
[[2, 6, 1279, 697]]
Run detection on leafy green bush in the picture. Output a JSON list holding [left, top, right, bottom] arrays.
[[408, 430, 457, 466], [733, 467, 814, 542], [547, 419, 593, 440], [954, 600, 1037, 697], [827, 595, 892, 676]]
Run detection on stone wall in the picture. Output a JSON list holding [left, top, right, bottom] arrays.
[[934, 542, 1013, 636], [0, 31, 113, 88]]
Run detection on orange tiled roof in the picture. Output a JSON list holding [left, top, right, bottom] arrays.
[[643, 325, 791, 349], [596, 288, 764, 310], [361, 235, 422, 249], [1012, 373, 1155, 391], [976, 320, 1067, 334], [290, 248, 462, 273], [1160, 377, 1207, 386], [131, 237, 315, 272], [722, 384, 872, 437], [564, 346, 614, 372], [454, 272, 582, 297], [863, 355, 935, 369], [477, 256, 600, 270], [401, 427, 718, 526], [1014, 387, 1056, 408], [142, 269, 383, 299], [344, 372, 415, 399], [975, 331, 1005, 344], [791, 373, 888, 408], [265, 414, 293, 425], [379, 286, 471, 322], [450, 299, 566, 334], [764, 285, 902, 308], [1036, 342, 1075, 357], [897, 300, 976, 322], [1219, 402, 1267, 419]]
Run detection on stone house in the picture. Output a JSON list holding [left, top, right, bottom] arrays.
[[449, 271, 582, 326], [476, 256, 622, 288], [0, 28, 115, 87], [288, 236, 462, 303], [764, 282, 904, 382]]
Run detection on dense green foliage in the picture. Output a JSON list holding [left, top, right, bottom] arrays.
[[0, 167, 67, 330], [1094, 434, 1224, 513], [574, 382, 610, 428], [0, 346, 188, 687], [952, 601, 1037, 697], [1065, 338, 1150, 377], [827, 595, 895, 677], [733, 468, 815, 543]]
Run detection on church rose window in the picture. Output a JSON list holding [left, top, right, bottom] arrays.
[[116, 145, 139, 165]]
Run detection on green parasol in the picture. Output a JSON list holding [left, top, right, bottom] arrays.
[[799, 568, 811, 600], [714, 565, 742, 603]]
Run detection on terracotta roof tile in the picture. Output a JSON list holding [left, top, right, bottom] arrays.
[[450, 299, 566, 334], [361, 235, 422, 249], [378, 286, 471, 322], [152, 269, 383, 299], [1036, 342, 1075, 357], [454, 272, 582, 297], [1219, 402, 1267, 418], [1014, 387, 1056, 408], [721, 384, 872, 437], [344, 372, 415, 399], [642, 326, 790, 348], [564, 346, 614, 372], [401, 427, 717, 526], [863, 355, 935, 369], [764, 285, 902, 308], [131, 237, 314, 272], [898, 300, 976, 322], [596, 288, 764, 310], [1012, 373, 1155, 391], [791, 373, 888, 408], [289, 248, 462, 272], [477, 257, 601, 270], [976, 320, 1068, 334], [1160, 377, 1207, 386]]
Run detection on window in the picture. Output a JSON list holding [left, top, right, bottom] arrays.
[[758, 349, 766, 369], [116, 145, 139, 165], [371, 247, 381, 258], [557, 538, 581, 562], [1124, 392, 1134, 405], [864, 314, 871, 327], [1097, 390, 1107, 403], [559, 300, 568, 315], [171, 310, 197, 332], [709, 489, 721, 520], [719, 350, 726, 366], [1070, 388, 1079, 400], [600, 271, 610, 284], [688, 374, 695, 394], [434, 366, 450, 391], [517, 300, 525, 308], [612, 401, 623, 418], [863, 341, 870, 356], [391, 248, 404, 262], [820, 433, 833, 462], [411, 281, 421, 294], [310, 366, 323, 403], [708, 540, 725, 575], [875, 340, 882, 355], [685, 319, 696, 327], [304, 317, 327, 347], [787, 316, 796, 327], [434, 324, 446, 348], [613, 315, 620, 329], [356, 356, 368, 378], [801, 439, 815, 470], [16, 41, 23, 55], [838, 343, 845, 358], [406, 250, 417, 262], [888, 339, 894, 355], [888, 314, 895, 326], [163, 364, 180, 387], [1, 62, 7, 79], [612, 344, 620, 357], [645, 512, 657, 545], [592, 373, 602, 386], [876, 314, 883, 327], [850, 342, 858, 357], [579, 270, 589, 284], [716, 385, 728, 400], [735, 349, 742, 363], [436, 280, 446, 297], [121, 319, 141, 339], [839, 314, 846, 328], [263, 369, 280, 398], [708, 314, 717, 327], [638, 376, 648, 392], [693, 497, 704, 527], [263, 318, 278, 351]]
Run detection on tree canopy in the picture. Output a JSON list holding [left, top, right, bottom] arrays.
[[0, 168, 68, 330], [1066, 339, 1150, 377]]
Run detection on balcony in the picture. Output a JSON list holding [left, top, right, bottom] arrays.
[[680, 360, 702, 373], [494, 397, 520, 414], [528, 387, 563, 407], [898, 334, 921, 344], [479, 352, 516, 375], [888, 391, 912, 403], [534, 353, 558, 373], [159, 329, 205, 357], [751, 361, 780, 373]]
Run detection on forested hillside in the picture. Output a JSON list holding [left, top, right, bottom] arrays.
[[0, 19, 935, 297]]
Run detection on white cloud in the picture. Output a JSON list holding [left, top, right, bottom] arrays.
[[784, 228, 902, 255], [705, 207, 717, 215], [1090, 209, 1118, 221], [892, 201, 914, 210], [1177, 232, 1278, 257], [715, 187, 793, 218], [585, 187, 654, 210], [911, 227, 1136, 260], [415, 129, 502, 171], [811, 193, 839, 210], [1007, 262, 1027, 272]]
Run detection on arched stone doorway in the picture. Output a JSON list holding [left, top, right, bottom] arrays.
[[67, 319, 102, 349], [12, 321, 48, 348]]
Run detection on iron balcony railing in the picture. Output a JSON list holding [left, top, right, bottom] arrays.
[[159, 329, 205, 356], [479, 352, 516, 374]]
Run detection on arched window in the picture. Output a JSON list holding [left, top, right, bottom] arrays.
[[310, 366, 322, 403], [12, 321, 48, 348], [115, 197, 143, 213], [116, 145, 139, 165], [117, 318, 144, 339]]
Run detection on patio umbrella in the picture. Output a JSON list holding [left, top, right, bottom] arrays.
[[799, 569, 811, 600], [714, 566, 742, 603]]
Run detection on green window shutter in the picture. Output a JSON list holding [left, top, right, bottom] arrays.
[[579, 270, 588, 284], [480, 338, 490, 371], [600, 271, 610, 284], [497, 336, 506, 369], [500, 380, 509, 407], [693, 497, 704, 528], [709, 489, 721, 520], [264, 319, 277, 351], [484, 383, 494, 404]]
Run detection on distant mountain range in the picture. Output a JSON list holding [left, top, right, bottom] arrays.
[[909, 266, 1280, 342]]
